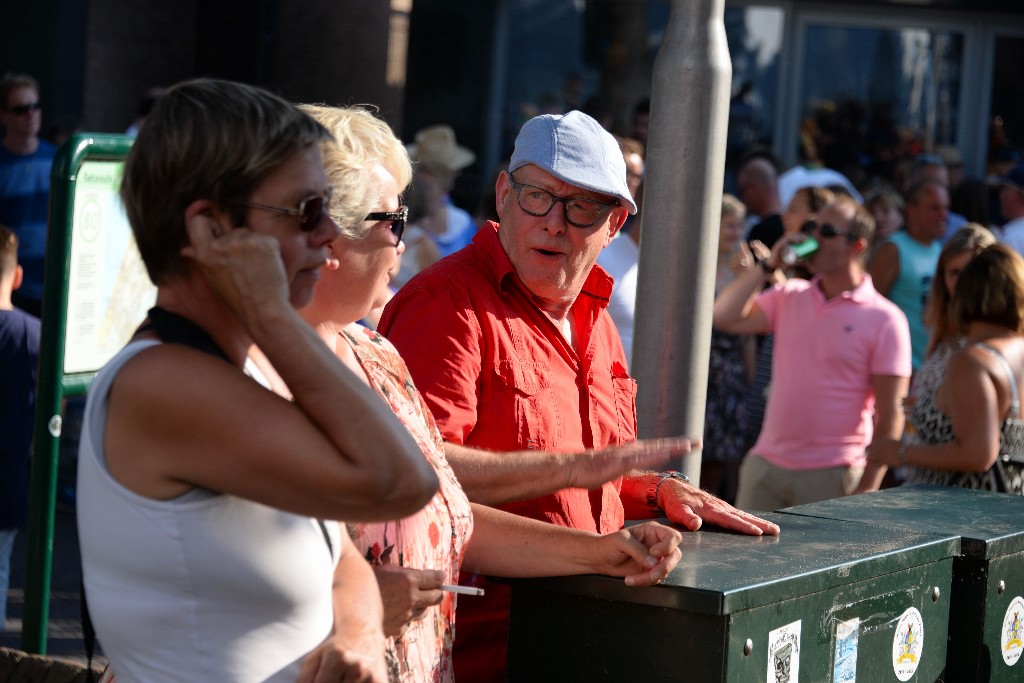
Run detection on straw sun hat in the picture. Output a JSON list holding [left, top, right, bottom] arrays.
[[406, 124, 476, 171]]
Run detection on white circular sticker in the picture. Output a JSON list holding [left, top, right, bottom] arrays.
[[892, 607, 924, 681], [1002, 595, 1024, 666]]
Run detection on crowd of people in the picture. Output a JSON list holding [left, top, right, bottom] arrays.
[[2, 67, 1024, 682]]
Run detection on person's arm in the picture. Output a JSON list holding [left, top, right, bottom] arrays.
[[444, 437, 696, 505], [618, 471, 781, 535], [868, 349, 1003, 472], [867, 241, 899, 297], [106, 217, 438, 522], [298, 531, 388, 683], [382, 272, 699, 505], [712, 236, 791, 336], [462, 503, 681, 587], [853, 374, 909, 494]]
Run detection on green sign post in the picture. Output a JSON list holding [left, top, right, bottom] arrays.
[[21, 133, 155, 653]]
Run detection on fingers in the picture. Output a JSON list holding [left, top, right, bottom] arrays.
[[627, 521, 682, 556], [621, 524, 682, 587], [663, 500, 703, 531], [749, 239, 771, 261], [181, 213, 221, 260], [411, 568, 446, 589], [702, 507, 780, 536], [615, 531, 660, 578], [625, 547, 681, 587], [413, 587, 444, 611]]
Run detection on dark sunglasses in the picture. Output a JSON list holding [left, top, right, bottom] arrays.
[[365, 205, 408, 244], [245, 186, 334, 231], [801, 220, 853, 240], [9, 102, 41, 116]]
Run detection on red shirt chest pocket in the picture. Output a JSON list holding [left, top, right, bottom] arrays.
[[477, 358, 560, 450]]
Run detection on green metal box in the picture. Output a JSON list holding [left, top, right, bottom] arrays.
[[782, 485, 1024, 680], [505, 513, 957, 682]]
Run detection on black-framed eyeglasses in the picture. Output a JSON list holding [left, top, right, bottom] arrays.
[[9, 102, 41, 116], [364, 205, 408, 244], [802, 220, 853, 240], [245, 186, 334, 231], [507, 172, 618, 228]]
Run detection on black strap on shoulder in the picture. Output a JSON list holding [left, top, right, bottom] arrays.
[[142, 306, 231, 362]]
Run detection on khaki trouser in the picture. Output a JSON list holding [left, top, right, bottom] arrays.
[[735, 454, 864, 512]]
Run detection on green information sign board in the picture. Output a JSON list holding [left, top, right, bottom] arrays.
[[23, 133, 154, 653]]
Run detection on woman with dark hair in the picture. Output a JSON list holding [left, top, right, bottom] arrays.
[[869, 243, 1024, 493]]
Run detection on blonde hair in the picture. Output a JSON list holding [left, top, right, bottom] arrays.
[[924, 223, 996, 355], [721, 193, 745, 220], [300, 105, 412, 239]]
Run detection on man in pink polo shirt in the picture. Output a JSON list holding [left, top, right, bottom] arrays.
[[713, 196, 911, 510]]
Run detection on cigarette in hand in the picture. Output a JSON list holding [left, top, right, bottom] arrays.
[[440, 584, 485, 596]]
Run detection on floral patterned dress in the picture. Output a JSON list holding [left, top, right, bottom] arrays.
[[343, 324, 474, 682]]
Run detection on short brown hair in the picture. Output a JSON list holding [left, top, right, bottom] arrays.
[[0, 225, 17, 277], [951, 244, 1024, 334], [0, 73, 38, 109], [121, 79, 331, 285], [832, 195, 875, 245]]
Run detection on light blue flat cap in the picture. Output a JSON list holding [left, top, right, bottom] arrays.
[[509, 110, 637, 215]]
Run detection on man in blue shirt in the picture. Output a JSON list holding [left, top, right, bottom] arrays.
[[0, 73, 57, 317], [0, 225, 41, 629]]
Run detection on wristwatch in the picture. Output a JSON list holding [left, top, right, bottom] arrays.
[[646, 470, 691, 512]]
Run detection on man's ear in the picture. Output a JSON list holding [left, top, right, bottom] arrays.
[[604, 207, 629, 245], [851, 236, 869, 259], [10, 264, 23, 291], [494, 171, 512, 221]]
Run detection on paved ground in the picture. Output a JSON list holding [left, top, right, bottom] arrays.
[[1, 505, 106, 669]]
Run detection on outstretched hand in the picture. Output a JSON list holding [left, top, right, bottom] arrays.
[[564, 437, 699, 492], [658, 477, 780, 536], [592, 521, 682, 587]]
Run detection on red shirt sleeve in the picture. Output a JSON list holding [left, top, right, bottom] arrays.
[[378, 282, 481, 445]]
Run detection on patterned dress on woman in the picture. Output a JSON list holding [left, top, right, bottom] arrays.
[[344, 324, 474, 682], [704, 329, 749, 467], [907, 342, 1024, 494]]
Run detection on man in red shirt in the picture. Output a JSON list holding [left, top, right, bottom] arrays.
[[379, 110, 779, 681]]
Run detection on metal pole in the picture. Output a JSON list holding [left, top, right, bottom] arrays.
[[633, 0, 732, 482]]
